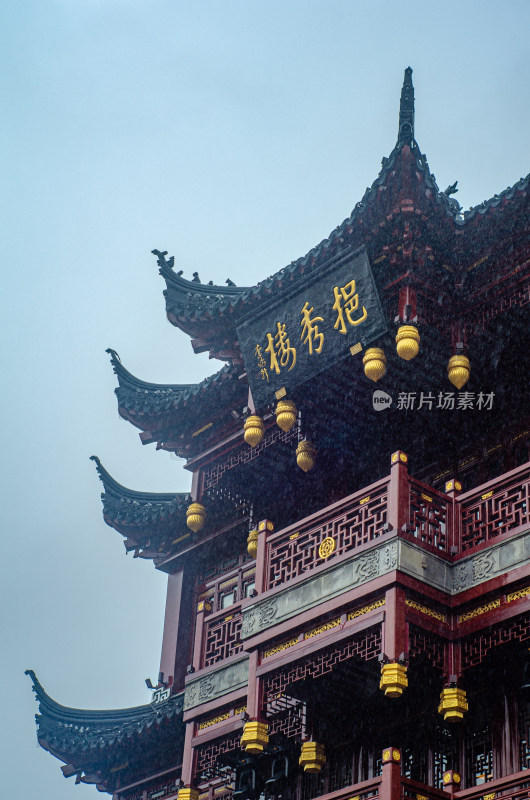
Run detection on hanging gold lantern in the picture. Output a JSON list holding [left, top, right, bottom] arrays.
[[186, 502, 206, 533], [247, 529, 259, 559], [379, 662, 408, 698], [396, 325, 420, 361], [363, 348, 387, 382], [438, 687, 468, 722], [299, 741, 326, 773], [275, 399, 297, 432], [296, 440, 316, 472], [244, 415, 265, 447], [240, 720, 269, 754], [447, 355, 470, 389]]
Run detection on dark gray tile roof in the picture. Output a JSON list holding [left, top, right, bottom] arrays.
[[26, 669, 184, 755]]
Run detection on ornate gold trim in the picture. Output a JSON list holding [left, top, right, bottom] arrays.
[[263, 637, 299, 659], [305, 618, 341, 639], [458, 598, 500, 623], [405, 598, 447, 623], [348, 598, 386, 620], [507, 586, 530, 603]]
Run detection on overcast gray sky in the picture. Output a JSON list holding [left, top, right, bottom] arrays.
[[2, 1, 529, 797]]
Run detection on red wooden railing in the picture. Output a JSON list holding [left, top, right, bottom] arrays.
[[195, 458, 530, 666], [266, 476, 390, 589], [202, 609, 243, 667], [453, 769, 530, 800], [458, 463, 530, 552], [408, 478, 451, 551]]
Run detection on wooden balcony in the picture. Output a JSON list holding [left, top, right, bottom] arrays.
[[194, 455, 530, 669]]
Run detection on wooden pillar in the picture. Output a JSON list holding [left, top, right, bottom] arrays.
[[445, 479, 462, 555], [192, 599, 211, 672], [388, 451, 409, 532], [254, 519, 273, 594], [159, 569, 184, 688], [181, 721, 197, 787], [492, 676, 520, 777], [380, 747, 402, 800], [245, 650, 263, 719], [384, 587, 407, 661]]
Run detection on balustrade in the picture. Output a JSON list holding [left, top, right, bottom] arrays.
[[266, 477, 390, 589], [459, 463, 530, 552]]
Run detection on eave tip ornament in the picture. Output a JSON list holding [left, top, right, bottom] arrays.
[[396, 325, 420, 361], [363, 348, 387, 382], [380, 662, 408, 698], [438, 687, 468, 722], [186, 502, 206, 533], [275, 399, 297, 432], [244, 415, 265, 447], [241, 720, 269, 754], [299, 741, 326, 773], [448, 355, 470, 389]]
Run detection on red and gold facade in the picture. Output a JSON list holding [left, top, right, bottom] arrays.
[[29, 69, 530, 800]]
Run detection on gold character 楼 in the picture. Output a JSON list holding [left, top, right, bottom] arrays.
[[265, 323, 297, 373]]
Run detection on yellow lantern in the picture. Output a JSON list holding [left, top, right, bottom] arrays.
[[299, 741, 326, 773], [247, 529, 259, 559], [379, 662, 408, 698], [244, 415, 265, 447], [296, 440, 316, 472], [186, 502, 206, 533], [177, 790, 199, 800], [240, 720, 269, 754], [396, 325, 420, 361], [447, 355, 470, 389], [275, 399, 297, 432], [438, 687, 468, 722], [363, 348, 387, 382]]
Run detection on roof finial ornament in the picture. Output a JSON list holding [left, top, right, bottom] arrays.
[[398, 67, 414, 145]]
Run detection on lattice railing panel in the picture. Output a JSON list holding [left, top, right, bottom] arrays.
[[460, 464, 530, 552], [203, 613, 243, 667], [409, 480, 449, 551], [268, 698, 304, 739], [196, 732, 241, 777], [462, 613, 530, 669], [408, 625, 445, 670], [263, 626, 381, 699], [202, 427, 297, 490], [267, 480, 389, 588]]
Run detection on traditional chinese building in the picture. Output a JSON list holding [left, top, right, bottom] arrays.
[[28, 68, 530, 800]]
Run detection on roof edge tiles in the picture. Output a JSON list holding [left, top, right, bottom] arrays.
[[91, 456, 189, 505], [107, 349, 243, 416], [159, 68, 529, 337]]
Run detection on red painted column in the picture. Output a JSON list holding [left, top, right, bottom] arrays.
[[445, 479, 462, 554], [254, 519, 273, 594], [384, 587, 407, 661], [159, 569, 185, 687], [192, 600, 211, 672], [180, 720, 197, 787], [388, 451, 409, 532], [380, 748, 402, 800]]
